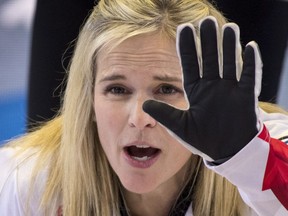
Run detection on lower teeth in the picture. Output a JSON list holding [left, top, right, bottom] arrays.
[[132, 156, 151, 161]]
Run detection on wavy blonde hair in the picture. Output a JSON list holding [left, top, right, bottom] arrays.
[[6, 0, 284, 215]]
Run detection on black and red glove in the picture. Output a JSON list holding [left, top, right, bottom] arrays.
[[143, 16, 263, 162]]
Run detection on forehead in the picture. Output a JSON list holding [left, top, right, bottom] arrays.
[[97, 32, 179, 65]]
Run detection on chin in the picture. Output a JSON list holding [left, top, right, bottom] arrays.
[[119, 173, 159, 194]]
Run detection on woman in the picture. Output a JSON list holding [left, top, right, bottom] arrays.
[[1, 0, 288, 215]]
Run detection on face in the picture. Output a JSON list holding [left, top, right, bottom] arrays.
[[94, 32, 192, 194]]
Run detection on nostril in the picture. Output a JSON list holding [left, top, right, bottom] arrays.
[[128, 101, 157, 129], [128, 113, 157, 128]]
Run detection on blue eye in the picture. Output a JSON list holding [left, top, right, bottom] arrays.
[[157, 84, 179, 94], [105, 85, 131, 95], [110, 86, 126, 94], [154, 84, 184, 102]]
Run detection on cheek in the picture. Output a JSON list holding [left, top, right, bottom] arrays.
[[172, 145, 192, 167], [180, 95, 190, 110], [95, 108, 115, 140], [169, 95, 189, 111], [165, 133, 192, 169], [93, 101, 127, 152]]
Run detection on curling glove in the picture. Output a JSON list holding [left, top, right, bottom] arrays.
[[143, 16, 263, 162]]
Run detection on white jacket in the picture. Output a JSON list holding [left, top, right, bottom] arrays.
[[0, 110, 288, 215]]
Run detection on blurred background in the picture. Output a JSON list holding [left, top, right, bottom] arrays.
[[0, 0, 36, 145], [0, 0, 288, 145]]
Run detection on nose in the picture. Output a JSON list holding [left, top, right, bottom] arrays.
[[128, 98, 157, 129]]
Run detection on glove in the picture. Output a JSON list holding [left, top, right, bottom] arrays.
[[143, 16, 263, 162]]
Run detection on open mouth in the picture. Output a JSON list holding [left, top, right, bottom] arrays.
[[124, 145, 161, 161]]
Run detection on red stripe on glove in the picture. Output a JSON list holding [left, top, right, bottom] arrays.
[[261, 126, 288, 210]]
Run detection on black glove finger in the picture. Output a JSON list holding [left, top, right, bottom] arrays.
[[239, 43, 256, 90], [177, 24, 200, 91], [222, 24, 238, 80], [200, 16, 220, 80], [240, 41, 263, 116], [142, 100, 186, 133]]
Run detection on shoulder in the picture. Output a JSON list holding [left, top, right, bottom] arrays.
[[261, 109, 288, 143], [0, 146, 49, 214], [0, 147, 44, 190]]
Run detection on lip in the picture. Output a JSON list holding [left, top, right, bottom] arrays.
[[123, 141, 161, 168], [123, 140, 160, 149]]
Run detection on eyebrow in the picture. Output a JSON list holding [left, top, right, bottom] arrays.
[[99, 74, 182, 83], [99, 74, 126, 82], [153, 75, 182, 82]]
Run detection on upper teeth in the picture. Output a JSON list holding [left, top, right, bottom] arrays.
[[136, 145, 150, 148]]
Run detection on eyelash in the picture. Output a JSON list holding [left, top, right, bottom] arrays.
[[104, 85, 131, 95], [155, 84, 181, 95], [104, 84, 182, 96]]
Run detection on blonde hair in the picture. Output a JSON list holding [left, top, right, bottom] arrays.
[[5, 0, 279, 215]]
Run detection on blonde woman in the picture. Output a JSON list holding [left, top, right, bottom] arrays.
[[1, 0, 288, 215]]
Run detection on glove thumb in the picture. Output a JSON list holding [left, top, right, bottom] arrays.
[[143, 100, 186, 133]]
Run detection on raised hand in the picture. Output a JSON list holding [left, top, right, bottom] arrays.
[[143, 16, 263, 162]]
